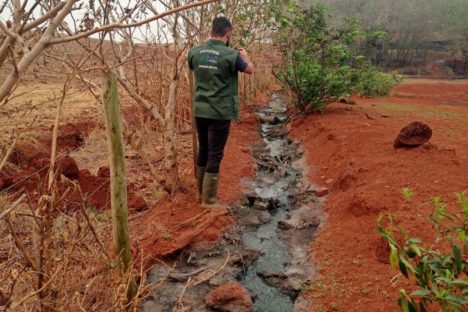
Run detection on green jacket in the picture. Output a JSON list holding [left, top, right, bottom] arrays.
[[188, 39, 240, 120]]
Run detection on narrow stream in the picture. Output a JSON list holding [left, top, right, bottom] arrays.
[[239, 93, 318, 312], [142, 93, 319, 312]]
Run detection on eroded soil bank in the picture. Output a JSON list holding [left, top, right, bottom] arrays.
[[290, 79, 468, 312], [141, 93, 322, 311]]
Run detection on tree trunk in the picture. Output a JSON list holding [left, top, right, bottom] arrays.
[[162, 74, 180, 193], [101, 73, 136, 301], [188, 69, 197, 179]]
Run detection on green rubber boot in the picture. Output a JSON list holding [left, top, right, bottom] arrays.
[[196, 166, 205, 203], [202, 172, 228, 208]]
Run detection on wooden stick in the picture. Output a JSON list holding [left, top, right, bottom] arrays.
[[0, 129, 17, 172], [0, 193, 26, 220], [102, 72, 136, 301], [188, 69, 198, 179]]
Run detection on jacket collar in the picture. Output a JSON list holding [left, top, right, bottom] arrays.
[[208, 38, 227, 47]]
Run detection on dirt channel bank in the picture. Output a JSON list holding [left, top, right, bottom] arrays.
[[141, 93, 322, 312], [290, 79, 468, 312]]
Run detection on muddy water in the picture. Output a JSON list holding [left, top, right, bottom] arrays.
[[239, 93, 320, 312], [141, 93, 321, 312], [239, 95, 299, 311]]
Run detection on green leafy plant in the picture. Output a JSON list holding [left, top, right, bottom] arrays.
[[273, 3, 401, 112], [354, 64, 402, 97], [402, 187, 415, 203], [377, 193, 468, 312]]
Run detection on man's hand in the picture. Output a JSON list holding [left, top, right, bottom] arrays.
[[238, 48, 250, 61], [237, 48, 254, 75]]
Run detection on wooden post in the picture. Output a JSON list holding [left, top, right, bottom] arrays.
[[188, 69, 198, 179], [102, 73, 136, 300]]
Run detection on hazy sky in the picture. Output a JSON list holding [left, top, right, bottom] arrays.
[[0, 1, 176, 43]]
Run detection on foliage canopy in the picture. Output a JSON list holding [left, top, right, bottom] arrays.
[[274, 3, 401, 111]]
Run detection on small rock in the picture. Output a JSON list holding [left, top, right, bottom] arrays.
[[245, 215, 262, 226], [257, 211, 272, 223], [205, 282, 253, 312], [253, 201, 268, 210], [240, 196, 251, 207], [142, 301, 161, 312], [278, 219, 297, 230], [241, 148, 250, 154], [257, 271, 297, 296], [261, 177, 274, 184], [325, 179, 334, 185], [339, 96, 357, 105], [314, 187, 329, 197]]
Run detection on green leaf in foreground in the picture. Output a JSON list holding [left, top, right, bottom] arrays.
[[378, 193, 468, 312]]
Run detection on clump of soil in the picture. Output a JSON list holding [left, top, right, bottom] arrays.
[[8, 122, 88, 168], [1, 121, 147, 213], [57, 156, 80, 180], [394, 121, 432, 148], [205, 282, 253, 312], [375, 237, 391, 264]]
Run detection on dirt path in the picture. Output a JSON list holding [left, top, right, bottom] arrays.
[[290, 79, 468, 312]]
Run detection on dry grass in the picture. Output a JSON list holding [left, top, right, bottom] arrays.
[[0, 191, 156, 312], [70, 128, 109, 174], [0, 83, 99, 133]]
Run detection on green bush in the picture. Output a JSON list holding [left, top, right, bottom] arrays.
[[377, 192, 468, 312], [273, 3, 401, 112], [355, 65, 402, 97]]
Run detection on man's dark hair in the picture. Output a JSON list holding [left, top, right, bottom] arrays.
[[211, 16, 232, 37]]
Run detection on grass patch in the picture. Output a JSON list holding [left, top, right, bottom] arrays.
[[362, 102, 468, 121]]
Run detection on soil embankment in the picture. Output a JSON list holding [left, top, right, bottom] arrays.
[[134, 106, 260, 265], [290, 79, 468, 311], [141, 93, 320, 311]]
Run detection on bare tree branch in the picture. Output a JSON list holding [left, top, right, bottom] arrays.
[[49, 0, 219, 44], [0, 193, 26, 221]]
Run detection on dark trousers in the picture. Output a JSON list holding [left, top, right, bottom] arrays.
[[195, 117, 231, 173]]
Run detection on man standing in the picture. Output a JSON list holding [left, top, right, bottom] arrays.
[[188, 17, 254, 208]]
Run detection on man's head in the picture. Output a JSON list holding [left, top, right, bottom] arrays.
[[211, 16, 232, 45]]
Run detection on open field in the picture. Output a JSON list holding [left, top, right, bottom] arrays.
[[290, 78, 468, 311]]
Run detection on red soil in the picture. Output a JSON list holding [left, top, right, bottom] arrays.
[[1, 97, 259, 268], [205, 281, 254, 311], [6, 80, 465, 310], [290, 79, 468, 311], [0, 122, 147, 213], [133, 108, 259, 266]]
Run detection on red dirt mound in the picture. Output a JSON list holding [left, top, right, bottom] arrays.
[[205, 282, 253, 312], [9, 122, 89, 168], [1, 161, 147, 213], [1, 119, 147, 213], [394, 121, 432, 148], [56, 156, 80, 180]]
